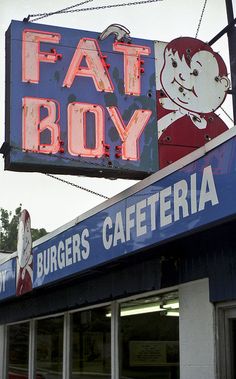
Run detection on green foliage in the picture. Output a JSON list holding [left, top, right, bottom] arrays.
[[31, 228, 47, 242], [0, 205, 47, 252]]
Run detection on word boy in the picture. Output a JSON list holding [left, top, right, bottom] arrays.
[[21, 26, 154, 162]]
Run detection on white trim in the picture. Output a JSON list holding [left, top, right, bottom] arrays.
[[35, 311, 65, 322], [111, 302, 119, 379], [116, 285, 178, 303], [29, 319, 36, 379], [63, 312, 71, 379], [5, 317, 31, 327], [68, 301, 111, 314], [0, 325, 7, 379], [216, 301, 236, 379], [0, 252, 17, 265]]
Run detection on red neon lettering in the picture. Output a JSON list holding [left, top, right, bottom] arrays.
[[22, 29, 61, 83], [113, 42, 151, 96], [22, 97, 60, 154], [63, 38, 113, 92], [107, 107, 152, 160], [68, 102, 105, 157]]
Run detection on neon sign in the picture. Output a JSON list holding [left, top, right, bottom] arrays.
[[5, 21, 158, 179], [5, 22, 230, 177]]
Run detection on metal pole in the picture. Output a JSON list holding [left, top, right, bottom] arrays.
[[225, 0, 236, 124]]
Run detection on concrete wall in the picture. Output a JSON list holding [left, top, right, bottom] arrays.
[[179, 278, 216, 379]]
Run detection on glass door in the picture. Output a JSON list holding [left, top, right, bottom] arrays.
[[119, 293, 179, 379], [217, 305, 236, 379], [70, 305, 111, 379], [7, 322, 30, 379]]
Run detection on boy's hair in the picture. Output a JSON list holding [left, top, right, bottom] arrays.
[[165, 37, 228, 77]]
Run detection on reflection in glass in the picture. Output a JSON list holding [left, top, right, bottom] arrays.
[[120, 294, 179, 379], [36, 316, 64, 379], [7, 322, 29, 379], [230, 319, 236, 378], [71, 307, 111, 379]]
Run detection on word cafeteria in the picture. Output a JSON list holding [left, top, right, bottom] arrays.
[[34, 164, 219, 284]]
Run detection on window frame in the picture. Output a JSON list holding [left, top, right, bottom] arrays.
[[216, 301, 236, 379], [3, 286, 179, 379]]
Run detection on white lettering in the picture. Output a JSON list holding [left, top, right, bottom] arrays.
[[36, 228, 91, 279], [0, 271, 7, 293], [103, 216, 113, 250], [65, 237, 72, 266], [81, 228, 90, 259], [136, 199, 147, 237], [191, 173, 197, 214], [147, 193, 159, 231], [160, 186, 172, 227], [43, 249, 50, 275], [113, 212, 125, 246], [198, 166, 219, 211], [58, 241, 65, 269], [37, 253, 43, 278], [174, 180, 189, 221], [73, 234, 81, 262], [36, 165, 219, 280], [50, 245, 58, 272], [126, 205, 135, 241]]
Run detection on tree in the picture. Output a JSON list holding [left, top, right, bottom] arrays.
[[0, 204, 47, 252]]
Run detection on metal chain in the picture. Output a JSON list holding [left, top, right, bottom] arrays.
[[45, 173, 109, 199], [195, 0, 208, 38], [21, 0, 162, 200], [30, 0, 163, 22], [220, 106, 234, 124], [29, 0, 94, 22], [8, 145, 111, 199]]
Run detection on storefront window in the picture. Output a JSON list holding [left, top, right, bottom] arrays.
[[35, 315, 64, 379], [120, 293, 179, 379], [7, 322, 30, 379], [70, 306, 111, 379]]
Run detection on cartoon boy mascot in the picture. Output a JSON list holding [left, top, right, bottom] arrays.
[[16, 209, 33, 296], [158, 37, 230, 168]]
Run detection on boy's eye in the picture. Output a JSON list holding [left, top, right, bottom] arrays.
[[192, 69, 199, 76], [172, 60, 177, 68]]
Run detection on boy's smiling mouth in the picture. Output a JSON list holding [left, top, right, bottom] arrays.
[[172, 77, 198, 98]]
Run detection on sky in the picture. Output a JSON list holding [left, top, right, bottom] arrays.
[[0, 0, 234, 232]]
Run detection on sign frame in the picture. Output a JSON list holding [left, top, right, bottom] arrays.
[[4, 20, 158, 179]]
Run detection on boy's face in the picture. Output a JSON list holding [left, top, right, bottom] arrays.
[[160, 49, 229, 113], [18, 219, 32, 268]]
